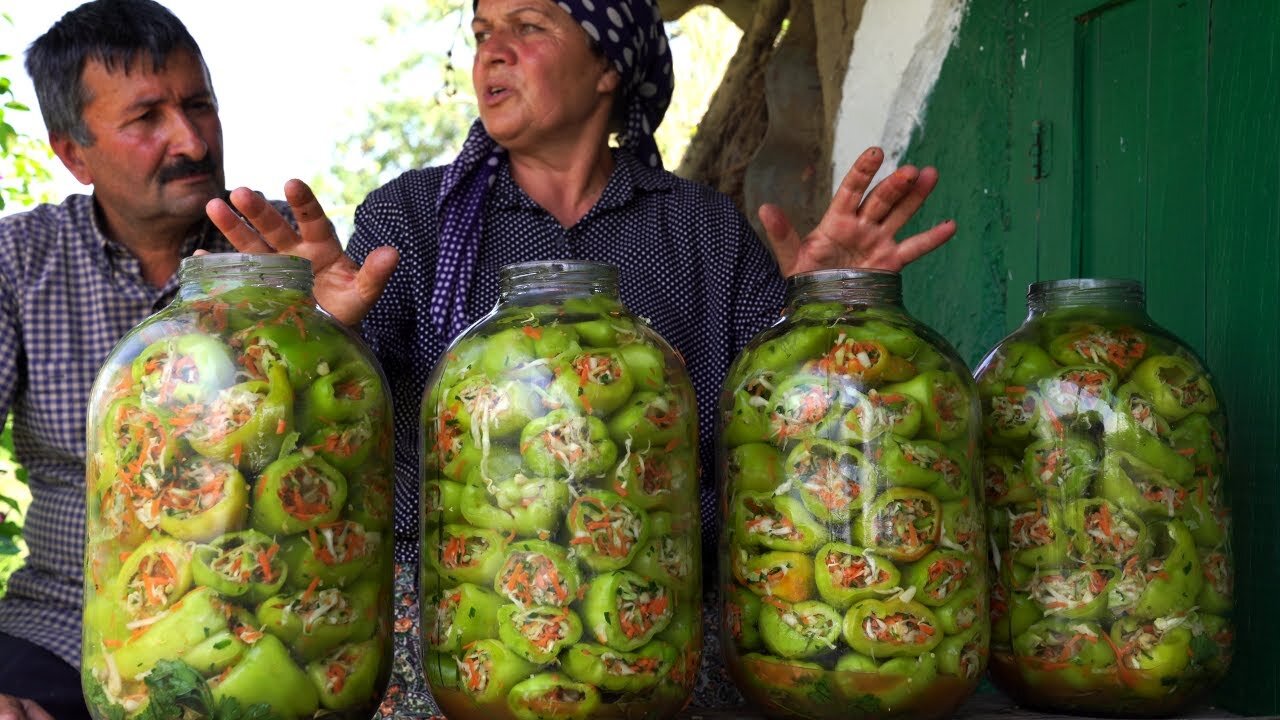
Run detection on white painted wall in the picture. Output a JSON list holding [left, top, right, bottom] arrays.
[[832, 0, 969, 189]]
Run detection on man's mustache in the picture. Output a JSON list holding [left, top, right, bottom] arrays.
[[157, 157, 217, 184]]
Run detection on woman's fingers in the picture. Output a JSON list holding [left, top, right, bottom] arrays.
[[880, 166, 940, 233], [757, 202, 801, 274], [855, 165, 919, 224], [892, 220, 957, 267], [828, 147, 885, 218]]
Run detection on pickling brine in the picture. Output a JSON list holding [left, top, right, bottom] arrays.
[[420, 261, 701, 720], [978, 279, 1231, 717], [82, 254, 394, 720], [717, 269, 987, 720]]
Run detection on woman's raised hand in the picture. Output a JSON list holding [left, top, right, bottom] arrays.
[[758, 146, 956, 276], [206, 179, 399, 326]]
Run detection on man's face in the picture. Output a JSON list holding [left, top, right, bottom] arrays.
[[55, 48, 224, 231]]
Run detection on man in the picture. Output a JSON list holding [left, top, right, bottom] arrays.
[[0, 2, 289, 717]]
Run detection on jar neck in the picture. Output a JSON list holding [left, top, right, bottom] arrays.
[[498, 261, 620, 303], [784, 269, 904, 309], [1026, 278, 1145, 315], [177, 253, 315, 298]]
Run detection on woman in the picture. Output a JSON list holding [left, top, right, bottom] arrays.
[[208, 0, 954, 710]]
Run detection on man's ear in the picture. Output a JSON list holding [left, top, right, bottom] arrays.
[[48, 132, 94, 186]]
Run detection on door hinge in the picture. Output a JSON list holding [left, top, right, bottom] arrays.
[[1031, 120, 1051, 180]]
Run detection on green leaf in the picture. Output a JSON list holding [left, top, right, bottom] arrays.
[[0, 535, 18, 556], [0, 494, 18, 512], [3, 101, 28, 111], [0, 520, 20, 538]]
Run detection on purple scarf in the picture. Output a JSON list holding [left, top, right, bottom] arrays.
[[431, 0, 674, 339]]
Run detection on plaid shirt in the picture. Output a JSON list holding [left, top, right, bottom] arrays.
[[0, 193, 290, 668]]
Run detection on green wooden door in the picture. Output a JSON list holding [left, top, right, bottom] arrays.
[[1008, 0, 1280, 713]]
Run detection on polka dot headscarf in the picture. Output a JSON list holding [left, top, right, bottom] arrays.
[[431, 0, 675, 339]]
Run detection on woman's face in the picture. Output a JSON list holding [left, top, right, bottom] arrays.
[[471, 0, 619, 154]]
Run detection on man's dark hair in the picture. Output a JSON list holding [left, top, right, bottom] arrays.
[[25, 0, 207, 146]]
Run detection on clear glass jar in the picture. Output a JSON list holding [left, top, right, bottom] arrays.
[[717, 269, 987, 720], [81, 254, 395, 720], [419, 261, 701, 720], [977, 279, 1232, 716]]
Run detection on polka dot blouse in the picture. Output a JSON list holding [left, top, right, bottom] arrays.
[[346, 148, 787, 572]]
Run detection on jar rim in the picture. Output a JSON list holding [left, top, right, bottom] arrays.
[[499, 260, 616, 275], [1029, 277, 1141, 293], [791, 268, 901, 283], [179, 252, 312, 274]]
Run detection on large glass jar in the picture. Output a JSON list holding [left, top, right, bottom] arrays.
[[977, 279, 1232, 716], [419, 261, 701, 720], [81, 254, 395, 720], [717, 269, 986, 720]]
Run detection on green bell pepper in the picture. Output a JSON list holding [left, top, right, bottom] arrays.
[[94, 397, 177, 498], [605, 389, 693, 449], [305, 415, 378, 475], [344, 467, 393, 531], [809, 331, 893, 383], [977, 341, 1059, 397], [617, 342, 665, 391], [460, 475, 571, 538], [1106, 556, 1147, 618], [1022, 435, 1099, 499], [565, 490, 650, 571], [157, 456, 249, 542], [1134, 520, 1202, 619], [115, 537, 194, 622], [182, 623, 251, 676], [1197, 549, 1232, 614], [521, 409, 618, 479], [813, 542, 901, 610], [423, 650, 460, 692], [560, 641, 675, 693], [834, 652, 937, 710], [306, 638, 384, 711], [1027, 565, 1118, 620], [766, 374, 839, 444], [425, 523, 508, 587], [741, 550, 817, 603], [784, 439, 866, 522], [940, 498, 982, 555], [423, 582, 504, 653], [211, 633, 319, 720], [1192, 613, 1232, 676], [738, 325, 832, 379], [133, 333, 237, 411], [1012, 618, 1115, 691], [884, 370, 971, 441], [298, 359, 385, 430], [936, 585, 984, 635], [726, 443, 784, 494], [478, 327, 539, 376], [627, 511, 695, 592], [447, 374, 544, 439], [191, 530, 287, 603], [759, 598, 842, 659], [725, 587, 764, 650], [1048, 323, 1149, 375], [1098, 450, 1189, 518], [493, 539, 583, 608], [423, 479, 466, 525], [937, 624, 987, 679], [110, 586, 225, 680], [1180, 477, 1229, 547], [506, 673, 602, 720], [1109, 615, 1194, 699], [456, 638, 539, 703], [551, 349, 635, 416], [250, 451, 348, 535], [721, 371, 776, 448], [879, 437, 966, 494], [846, 318, 927, 358], [734, 492, 828, 553], [838, 388, 923, 443], [859, 487, 942, 562], [582, 570, 674, 651], [1065, 498, 1149, 565], [985, 385, 1040, 444], [234, 313, 343, 390], [607, 447, 694, 510], [1105, 385, 1194, 483], [256, 580, 379, 661], [904, 549, 975, 607], [984, 453, 1034, 506], [738, 653, 833, 718], [1168, 413, 1225, 477], [186, 363, 294, 473], [1037, 364, 1118, 427], [1130, 355, 1217, 421], [843, 596, 944, 658], [1006, 502, 1070, 568], [497, 604, 584, 664]]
